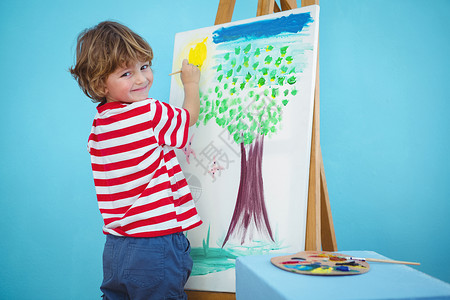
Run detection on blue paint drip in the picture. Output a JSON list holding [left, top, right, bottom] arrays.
[[212, 13, 313, 44]]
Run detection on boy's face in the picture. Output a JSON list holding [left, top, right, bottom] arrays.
[[103, 61, 153, 103]]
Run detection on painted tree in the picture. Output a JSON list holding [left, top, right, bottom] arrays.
[[197, 42, 299, 247]]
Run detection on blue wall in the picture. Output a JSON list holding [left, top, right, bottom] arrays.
[[0, 0, 448, 298]]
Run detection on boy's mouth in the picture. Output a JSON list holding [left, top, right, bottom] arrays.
[[132, 84, 148, 92]]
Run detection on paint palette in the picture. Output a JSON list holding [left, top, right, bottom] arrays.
[[271, 251, 370, 276]]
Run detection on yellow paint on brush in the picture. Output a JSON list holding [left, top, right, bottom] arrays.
[[188, 38, 208, 69]]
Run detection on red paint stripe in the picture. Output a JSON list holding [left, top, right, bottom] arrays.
[[282, 260, 305, 265]]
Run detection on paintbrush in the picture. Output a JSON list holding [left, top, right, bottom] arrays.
[[169, 64, 200, 76], [336, 256, 420, 266], [168, 70, 182, 76]]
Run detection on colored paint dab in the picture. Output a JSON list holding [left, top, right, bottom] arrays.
[[271, 88, 279, 99], [287, 76, 297, 85], [208, 156, 225, 180], [311, 266, 333, 274], [243, 43, 251, 54], [230, 58, 236, 68], [275, 57, 283, 67], [260, 67, 269, 75], [189, 37, 208, 69], [270, 69, 277, 81], [329, 256, 347, 262], [258, 77, 266, 87], [280, 46, 289, 57], [243, 56, 250, 67], [285, 263, 321, 272]]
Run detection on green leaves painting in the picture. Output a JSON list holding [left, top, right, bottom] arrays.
[[198, 43, 299, 145]]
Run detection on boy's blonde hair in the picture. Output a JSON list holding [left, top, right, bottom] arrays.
[[70, 21, 153, 103]]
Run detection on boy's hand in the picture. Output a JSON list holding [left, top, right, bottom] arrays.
[[180, 59, 200, 127], [180, 59, 200, 86]]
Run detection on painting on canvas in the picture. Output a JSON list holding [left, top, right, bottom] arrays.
[[169, 5, 319, 292]]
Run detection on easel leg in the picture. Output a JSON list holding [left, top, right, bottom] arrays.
[[302, 0, 337, 252], [320, 147, 337, 251], [280, 0, 298, 10], [215, 0, 237, 25], [305, 87, 321, 251], [257, 0, 275, 16]]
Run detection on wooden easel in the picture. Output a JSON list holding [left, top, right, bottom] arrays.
[[187, 0, 336, 298]]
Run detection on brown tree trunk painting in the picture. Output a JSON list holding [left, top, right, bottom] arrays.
[[222, 135, 274, 247]]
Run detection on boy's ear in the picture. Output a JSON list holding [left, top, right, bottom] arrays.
[[97, 81, 108, 97], [102, 85, 109, 97]]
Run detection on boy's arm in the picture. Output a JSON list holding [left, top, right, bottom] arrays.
[[180, 59, 200, 127]]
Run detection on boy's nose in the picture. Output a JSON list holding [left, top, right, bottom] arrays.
[[135, 72, 146, 84]]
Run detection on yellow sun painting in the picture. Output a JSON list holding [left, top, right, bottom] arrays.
[[172, 37, 211, 87]]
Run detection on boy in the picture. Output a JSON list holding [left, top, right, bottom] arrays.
[[70, 21, 202, 299]]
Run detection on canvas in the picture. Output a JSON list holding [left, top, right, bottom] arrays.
[[169, 5, 319, 292]]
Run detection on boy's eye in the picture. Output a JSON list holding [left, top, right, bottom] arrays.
[[141, 64, 149, 70], [121, 72, 131, 77]]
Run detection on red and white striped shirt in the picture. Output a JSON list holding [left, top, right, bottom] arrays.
[[87, 99, 202, 237]]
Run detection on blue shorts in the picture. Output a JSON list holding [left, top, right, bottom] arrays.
[[100, 233, 193, 300]]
